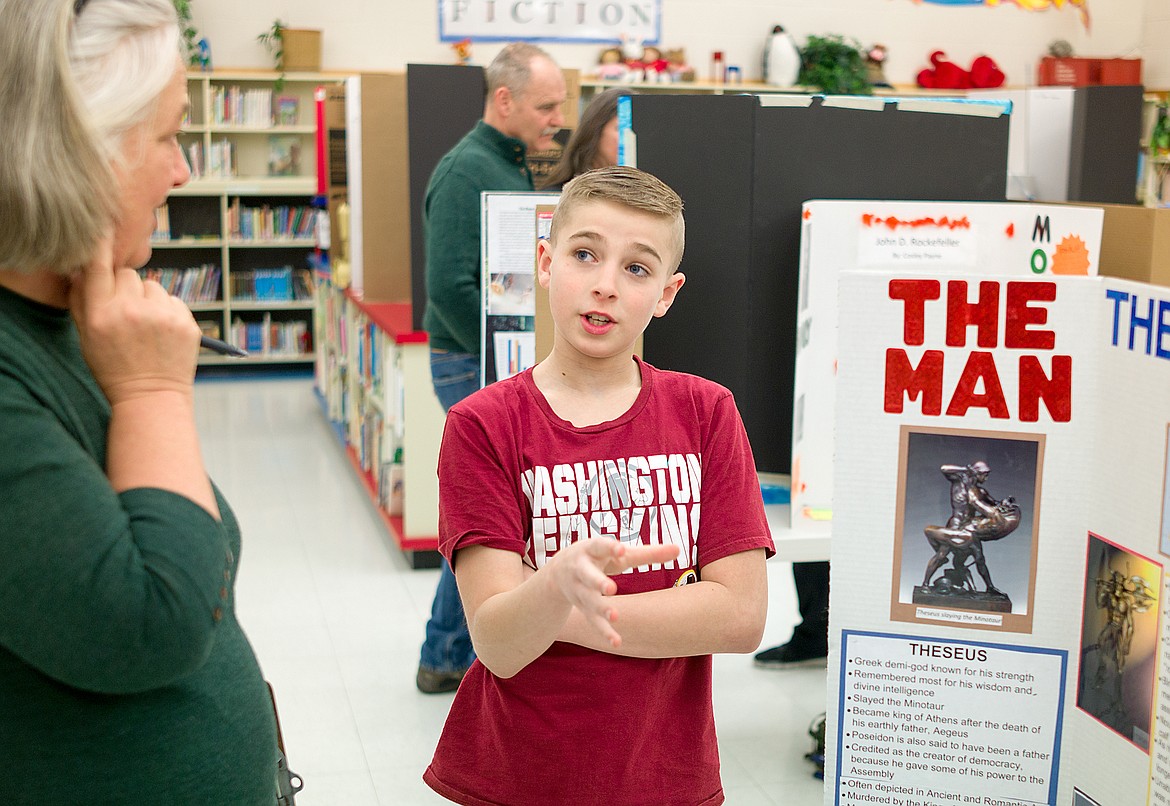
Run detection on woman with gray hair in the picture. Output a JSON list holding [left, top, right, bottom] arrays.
[[0, 0, 279, 801]]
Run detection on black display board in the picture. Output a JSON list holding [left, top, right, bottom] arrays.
[[629, 94, 1010, 472], [1067, 84, 1143, 204], [406, 64, 486, 330]]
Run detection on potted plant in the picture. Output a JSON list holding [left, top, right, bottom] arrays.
[[798, 34, 871, 95], [172, 0, 201, 68]]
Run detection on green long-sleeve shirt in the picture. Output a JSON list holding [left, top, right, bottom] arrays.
[[423, 120, 534, 354], [0, 284, 277, 804]]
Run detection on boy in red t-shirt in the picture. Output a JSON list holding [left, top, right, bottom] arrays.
[[424, 166, 775, 806]]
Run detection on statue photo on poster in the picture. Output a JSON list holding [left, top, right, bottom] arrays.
[[1075, 533, 1160, 752], [890, 425, 1044, 634]]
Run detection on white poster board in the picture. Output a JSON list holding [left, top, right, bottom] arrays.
[[827, 271, 1170, 805], [480, 191, 561, 386]]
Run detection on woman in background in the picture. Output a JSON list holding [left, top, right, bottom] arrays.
[[0, 0, 278, 801], [538, 87, 630, 191]]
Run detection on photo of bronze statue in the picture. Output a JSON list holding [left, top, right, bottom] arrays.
[[890, 427, 1042, 632], [912, 460, 1021, 612], [1077, 534, 1160, 751]]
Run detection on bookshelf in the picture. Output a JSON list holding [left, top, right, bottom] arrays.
[[314, 276, 445, 568], [147, 70, 342, 365]]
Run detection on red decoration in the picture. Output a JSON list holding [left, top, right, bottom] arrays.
[[916, 50, 1005, 89]]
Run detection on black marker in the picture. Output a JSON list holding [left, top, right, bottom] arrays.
[[200, 335, 248, 358]]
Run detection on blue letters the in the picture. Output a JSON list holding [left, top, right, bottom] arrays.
[[1159, 299, 1170, 360], [1106, 288, 1127, 347], [1130, 294, 1155, 354]]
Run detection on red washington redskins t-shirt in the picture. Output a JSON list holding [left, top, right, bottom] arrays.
[[424, 359, 774, 806]]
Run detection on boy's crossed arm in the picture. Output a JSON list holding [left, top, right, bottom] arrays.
[[453, 541, 768, 679], [559, 547, 768, 658]]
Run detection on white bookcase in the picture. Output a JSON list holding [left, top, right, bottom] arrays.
[[314, 276, 446, 568], [147, 70, 342, 366]]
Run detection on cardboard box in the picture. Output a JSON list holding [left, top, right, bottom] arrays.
[[1038, 56, 1096, 86], [1098, 57, 1142, 85], [1038, 56, 1142, 87], [326, 74, 412, 301], [1091, 202, 1170, 287], [280, 29, 322, 72]]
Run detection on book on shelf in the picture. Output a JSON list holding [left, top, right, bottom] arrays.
[[231, 266, 306, 302], [267, 135, 303, 177], [152, 205, 171, 241], [213, 85, 273, 127], [276, 95, 300, 126], [138, 264, 221, 304], [184, 141, 203, 179], [293, 268, 314, 300], [197, 319, 222, 341], [229, 199, 318, 241], [207, 138, 235, 178], [231, 314, 311, 356], [254, 267, 292, 301]]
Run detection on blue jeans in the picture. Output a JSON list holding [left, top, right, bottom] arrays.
[[419, 349, 481, 673]]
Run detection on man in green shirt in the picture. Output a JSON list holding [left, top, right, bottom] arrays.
[[418, 43, 567, 694]]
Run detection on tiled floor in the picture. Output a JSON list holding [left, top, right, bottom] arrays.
[[195, 376, 828, 805]]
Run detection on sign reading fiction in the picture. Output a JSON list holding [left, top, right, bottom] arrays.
[[439, 0, 661, 43]]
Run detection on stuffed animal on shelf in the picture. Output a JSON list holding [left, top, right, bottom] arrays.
[[969, 55, 1005, 88], [763, 24, 801, 88], [638, 45, 670, 82], [917, 50, 1005, 90], [595, 46, 628, 81], [664, 48, 695, 82], [866, 43, 891, 88], [917, 50, 970, 89]]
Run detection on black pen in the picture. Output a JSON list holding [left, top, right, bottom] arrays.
[[200, 335, 249, 358]]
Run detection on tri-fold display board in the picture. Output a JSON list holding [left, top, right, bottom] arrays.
[[624, 92, 1011, 473], [827, 269, 1170, 805]]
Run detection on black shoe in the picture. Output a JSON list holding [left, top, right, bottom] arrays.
[[753, 641, 827, 669], [416, 665, 468, 694]]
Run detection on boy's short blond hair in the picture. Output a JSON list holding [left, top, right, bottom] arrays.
[[552, 166, 685, 271]]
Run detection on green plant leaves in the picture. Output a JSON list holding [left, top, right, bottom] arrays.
[[798, 34, 872, 95]]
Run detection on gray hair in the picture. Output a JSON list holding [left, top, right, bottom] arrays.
[[0, 0, 181, 273], [485, 42, 554, 98]]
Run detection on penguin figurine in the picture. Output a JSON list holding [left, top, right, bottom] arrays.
[[763, 24, 801, 87]]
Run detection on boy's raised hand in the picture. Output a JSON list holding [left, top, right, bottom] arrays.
[[69, 237, 202, 405], [547, 539, 682, 648]]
